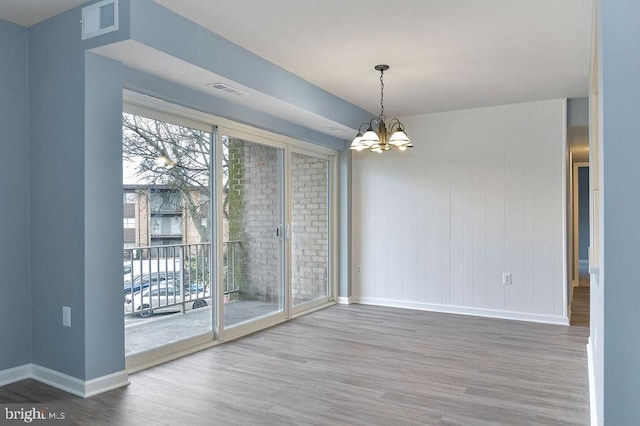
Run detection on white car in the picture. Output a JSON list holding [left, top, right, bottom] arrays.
[[124, 282, 209, 318]]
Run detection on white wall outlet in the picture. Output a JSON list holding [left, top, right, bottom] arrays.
[[62, 306, 71, 327], [502, 273, 512, 285], [356, 265, 361, 275]]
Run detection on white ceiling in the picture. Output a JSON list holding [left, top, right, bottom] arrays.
[[1, 0, 592, 122], [153, 0, 593, 117]]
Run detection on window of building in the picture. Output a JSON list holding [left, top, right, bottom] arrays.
[[124, 192, 137, 203]]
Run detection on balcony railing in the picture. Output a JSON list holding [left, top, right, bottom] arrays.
[[123, 241, 242, 317]]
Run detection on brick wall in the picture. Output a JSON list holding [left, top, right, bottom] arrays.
[[183, 189, 208, 243], [227, 138, 281, 302], [291, 153, 329, 304], [137, 190, 150, 246], [225, 141, 329, 303]]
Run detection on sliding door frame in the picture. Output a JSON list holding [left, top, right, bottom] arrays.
[[215, 125, 289, 342], [123, 90, 338, 358], [289, 146, 338, 317]]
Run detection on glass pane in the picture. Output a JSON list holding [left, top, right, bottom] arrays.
[[222, 135, 284, 328], [122, 112, 212, 356], [291, 152, 329, 306]]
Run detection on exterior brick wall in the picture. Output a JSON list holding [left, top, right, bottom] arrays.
[[225, 142, 329, 303], [291, 153, 329, 304], [227, 138, 281, 302], [137, 190, 150, 247], [183, 190, 207, 243]]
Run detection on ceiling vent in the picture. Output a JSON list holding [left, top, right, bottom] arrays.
[[207, 83, 250, 97], [81, 0, 119, 40]]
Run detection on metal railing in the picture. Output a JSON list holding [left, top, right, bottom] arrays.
[[224, 240, 242, 296], [123, 241, 242, 317]]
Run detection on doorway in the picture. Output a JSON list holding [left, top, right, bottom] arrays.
[[570, 162, 590, 327], [121, 97, 338, 366], [573, 163, 590, 287], [216, 130, 336, 341], [219, 133, 286, 336]]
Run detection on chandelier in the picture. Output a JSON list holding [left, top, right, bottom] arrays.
[[350, 65, 412, 153]]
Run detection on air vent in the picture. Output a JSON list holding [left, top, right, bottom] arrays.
[[82, 0, 119, 40], [207, 83, 250, 97]]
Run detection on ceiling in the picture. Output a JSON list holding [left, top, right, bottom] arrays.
[[1, 0, 593, 124]]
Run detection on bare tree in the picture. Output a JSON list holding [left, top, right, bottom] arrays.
[[123, 113, 227, 243]]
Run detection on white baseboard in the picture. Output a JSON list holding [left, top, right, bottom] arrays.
[[0, 364, 128, 398], [337, 296, 352, 305], [587, 339, 598, 426], [0, 364, 31, 387], [83, 370, 130, 398], [353, 297, 570, 325]]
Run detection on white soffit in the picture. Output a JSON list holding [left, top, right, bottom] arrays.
[[91, 40, 356, 139]]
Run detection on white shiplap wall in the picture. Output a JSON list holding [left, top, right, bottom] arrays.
[[352, 99, 567, 323]]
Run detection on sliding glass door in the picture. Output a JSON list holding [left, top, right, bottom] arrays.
[[123, 95, 336, 362], [122, 109, 213, 357], [291, 151, 331, 313], [220, 133, 285, 334]]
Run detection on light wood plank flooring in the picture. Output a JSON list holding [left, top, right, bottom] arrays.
[[0, 305, 589, 425], [570, 286, 590, 327]]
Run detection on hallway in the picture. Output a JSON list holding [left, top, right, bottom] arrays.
[[570, 286, 590, 327]]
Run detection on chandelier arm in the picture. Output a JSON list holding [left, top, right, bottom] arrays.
[[388, 118, 404, 132], [357, 122, 370, 133]]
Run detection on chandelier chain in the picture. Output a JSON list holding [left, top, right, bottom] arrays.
[[379, 69, 385, 120]]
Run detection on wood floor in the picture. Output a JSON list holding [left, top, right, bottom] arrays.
[[0, 305, 590, 425], [570, 286, 590, 327]]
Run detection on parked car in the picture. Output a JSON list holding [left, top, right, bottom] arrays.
[[124, 282, 209, 318], [123, 271, 182, 295], [188, 282, 209, 293]]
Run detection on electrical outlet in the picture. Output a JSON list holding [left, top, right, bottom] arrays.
[[62, 306, 71, 327], [502, 273, 512, 285], [356, 266, 361, 275]]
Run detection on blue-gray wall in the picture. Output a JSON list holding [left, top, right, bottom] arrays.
[[338, 149, 352, 299], [84, 53, 125, 379], [599, 0, 640, 423], [0, 19, 31, 372], [29, 7, 89, 380], [28, 1, 129, 380]]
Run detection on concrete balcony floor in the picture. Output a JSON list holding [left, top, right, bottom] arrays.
[[125, 300, 278, 356]]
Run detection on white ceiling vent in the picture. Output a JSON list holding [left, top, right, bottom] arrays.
[[207, 83, 250, 97], [81, 0, 119, 40]]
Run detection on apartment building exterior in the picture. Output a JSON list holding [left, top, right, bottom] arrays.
[[123, 185, 209, 251]]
